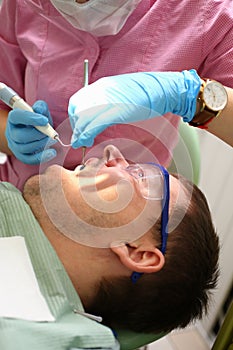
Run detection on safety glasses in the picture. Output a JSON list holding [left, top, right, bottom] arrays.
[[125, 163, 165, 201], [130, 163, 170, 283]]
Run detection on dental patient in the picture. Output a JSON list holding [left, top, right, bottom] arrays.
[[1, 145, 219, 335]]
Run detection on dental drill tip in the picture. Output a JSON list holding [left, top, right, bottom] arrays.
[[81, 146, 86, 165]]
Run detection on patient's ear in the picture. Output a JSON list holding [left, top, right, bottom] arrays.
[[111, 241, 165, 273]]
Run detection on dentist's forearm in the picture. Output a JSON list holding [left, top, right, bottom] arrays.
[[206, 86, 233, 147], [0, 110, 13, 154]]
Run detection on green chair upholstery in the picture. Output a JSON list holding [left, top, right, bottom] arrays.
[[168, 121, 200, 185], [115, 122, 201, 350], [116, 330, 165, 350], [212, 302, 233, 350]]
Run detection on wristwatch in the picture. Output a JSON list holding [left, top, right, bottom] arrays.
[[189, 78, 228, 128]]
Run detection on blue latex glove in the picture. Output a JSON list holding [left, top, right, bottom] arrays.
[[5, 100, 57, 164], [68, 69, 201, 148]]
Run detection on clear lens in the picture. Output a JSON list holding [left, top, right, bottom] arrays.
[[125, 164, 164, 200]]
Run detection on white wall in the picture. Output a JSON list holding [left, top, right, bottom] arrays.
[[197, 129, 233, 332]]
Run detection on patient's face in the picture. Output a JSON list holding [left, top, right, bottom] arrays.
[[23, 145, 183, 247]]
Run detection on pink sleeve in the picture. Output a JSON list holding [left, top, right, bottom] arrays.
[[199, 0, 233, 87], [0, 0, 27, 110]]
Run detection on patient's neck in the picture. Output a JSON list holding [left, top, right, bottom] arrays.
[[24, 190, 129, 308], [39, 218, 101, 308]]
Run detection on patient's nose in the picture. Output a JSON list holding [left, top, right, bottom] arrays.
[[103, 145, 129, 168]]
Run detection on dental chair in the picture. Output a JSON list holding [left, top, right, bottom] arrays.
[[0, 122, 200, 350], [115, 121, 201, 350], [211, 301, 233, 350], [168, 120, 200, 185]]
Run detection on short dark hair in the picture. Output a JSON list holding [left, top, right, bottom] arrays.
[[87, 175, 220, 333]]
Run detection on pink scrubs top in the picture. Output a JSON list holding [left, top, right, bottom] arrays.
[[0, 0, 232, 190]]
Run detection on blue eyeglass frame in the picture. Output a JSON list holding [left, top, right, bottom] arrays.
[[131, 164, 170, 284]]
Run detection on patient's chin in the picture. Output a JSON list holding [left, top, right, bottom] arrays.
[[23, 174, 40, 200]]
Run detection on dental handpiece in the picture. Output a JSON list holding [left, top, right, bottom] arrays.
[[0, 82, 68, 146]]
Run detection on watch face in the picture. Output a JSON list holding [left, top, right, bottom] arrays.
[[203, 81, 228, 111]]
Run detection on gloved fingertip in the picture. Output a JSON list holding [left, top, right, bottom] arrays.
[[32, 100, 48, 112], [71, 139, 80, 149], [71, 136, 94, 149], [46, 138, 58, 147], [71, 134, 80, 149], [41, 149, 57, 163], [80, 136, 94, 148], [32, 100, 52, 122]]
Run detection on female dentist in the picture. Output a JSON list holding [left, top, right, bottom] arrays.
[[0, 0, 232, 190]]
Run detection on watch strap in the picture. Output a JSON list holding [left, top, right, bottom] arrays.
[[189, 100, 220, 128]]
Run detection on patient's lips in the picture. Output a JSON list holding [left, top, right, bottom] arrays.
[[74, 164, 85, 174]]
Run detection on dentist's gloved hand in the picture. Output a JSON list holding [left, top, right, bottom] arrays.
[[5, 100, 57, 164], [68, 69, 201, 148]]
